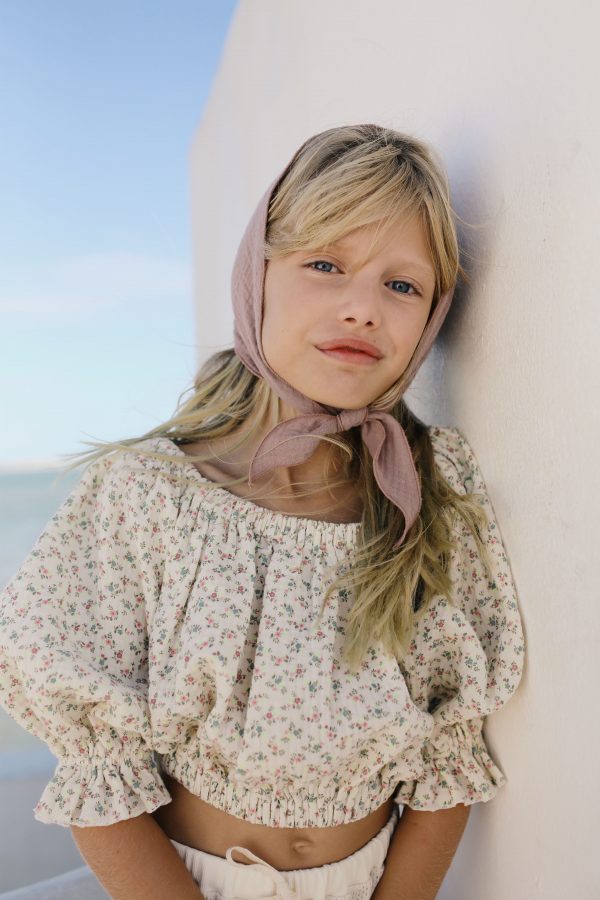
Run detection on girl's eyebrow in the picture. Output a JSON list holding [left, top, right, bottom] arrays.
[[394, 260, 436, 278], [326, 241, 435, 279]]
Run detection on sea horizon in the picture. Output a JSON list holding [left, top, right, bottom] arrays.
[[0, 457, 73, 474]]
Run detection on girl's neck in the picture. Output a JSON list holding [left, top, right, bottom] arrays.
[[223, 400, 352, 493], [182, 404, 363, 522]]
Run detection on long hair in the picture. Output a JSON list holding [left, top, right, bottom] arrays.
[[61, 124, 493, 674]]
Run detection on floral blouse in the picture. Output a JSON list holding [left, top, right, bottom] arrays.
[[0, 427, 525, 828]]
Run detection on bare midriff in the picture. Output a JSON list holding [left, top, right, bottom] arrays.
[[152, 439, 391, 868], [152, 773, 396, 869]]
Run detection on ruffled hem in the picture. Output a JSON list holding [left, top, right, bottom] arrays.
[[392, 721, 507, 811], [34, 747, 172, 827]]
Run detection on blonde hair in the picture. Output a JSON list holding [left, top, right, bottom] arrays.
[[62, 124, 493, 674]]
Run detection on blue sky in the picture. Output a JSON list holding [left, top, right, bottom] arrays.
[[0, 1, 238, 466]]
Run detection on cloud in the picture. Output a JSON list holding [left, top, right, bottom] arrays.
[[0, 252, 193, 323]]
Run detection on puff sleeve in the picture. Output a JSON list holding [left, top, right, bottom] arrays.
[[0, 452, 173, 826], [393, 426, 525, 810]]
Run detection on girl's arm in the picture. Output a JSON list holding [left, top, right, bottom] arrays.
[[71, 812, 204, 900], [372, 803, 471, 900]]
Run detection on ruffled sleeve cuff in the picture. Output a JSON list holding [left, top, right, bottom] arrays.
[[34, 741, 172, 827], [393, 719, 507, 811]]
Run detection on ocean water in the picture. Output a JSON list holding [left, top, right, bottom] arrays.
[[0, 466, 83, 771]]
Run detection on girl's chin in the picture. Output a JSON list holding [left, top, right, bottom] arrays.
[[277, 362, 390, 409], [298, 386, 381, 410]]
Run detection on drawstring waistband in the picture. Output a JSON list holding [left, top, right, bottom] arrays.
[[225, 845, 301, 899]]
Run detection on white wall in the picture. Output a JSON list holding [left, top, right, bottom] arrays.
[[189, 3, 600, 897]]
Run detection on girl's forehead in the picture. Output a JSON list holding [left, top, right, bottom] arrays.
[[322, 212, 426, 246]]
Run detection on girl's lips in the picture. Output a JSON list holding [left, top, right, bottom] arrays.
[[317, 347, 379, 366]]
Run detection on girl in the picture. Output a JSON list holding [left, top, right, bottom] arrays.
[[0, 124, 525, 900]]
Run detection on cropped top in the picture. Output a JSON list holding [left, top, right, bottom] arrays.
[[0, 426, 525, 829]]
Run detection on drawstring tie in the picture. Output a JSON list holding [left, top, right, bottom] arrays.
[[225, 845, 301, 899]]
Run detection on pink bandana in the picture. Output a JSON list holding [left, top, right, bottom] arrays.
[[231, 144, 454, 550]]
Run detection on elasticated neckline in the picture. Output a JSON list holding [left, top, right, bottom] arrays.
[[151, 436, 362, 542]]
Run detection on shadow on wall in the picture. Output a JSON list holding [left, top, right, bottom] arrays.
[[438, 124, 502, 348]]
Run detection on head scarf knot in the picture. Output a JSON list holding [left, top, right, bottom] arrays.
[[231, 140, 455, 550], [335, 409, 368, 431]]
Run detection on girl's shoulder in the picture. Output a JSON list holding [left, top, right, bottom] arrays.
[[60, 437, 193, 527], [426, 424, 480, 495]]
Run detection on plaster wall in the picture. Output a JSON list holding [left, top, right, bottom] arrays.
[[188, 3, 600, 897]]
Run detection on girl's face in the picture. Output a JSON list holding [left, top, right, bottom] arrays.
[[262, 216, 436, 410]]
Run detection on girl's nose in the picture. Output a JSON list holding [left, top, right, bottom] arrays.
[[337, 283, 383, 326]]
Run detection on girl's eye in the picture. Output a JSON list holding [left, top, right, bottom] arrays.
[[388, 280, 420, 296], [306, 260, 338, 273]]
